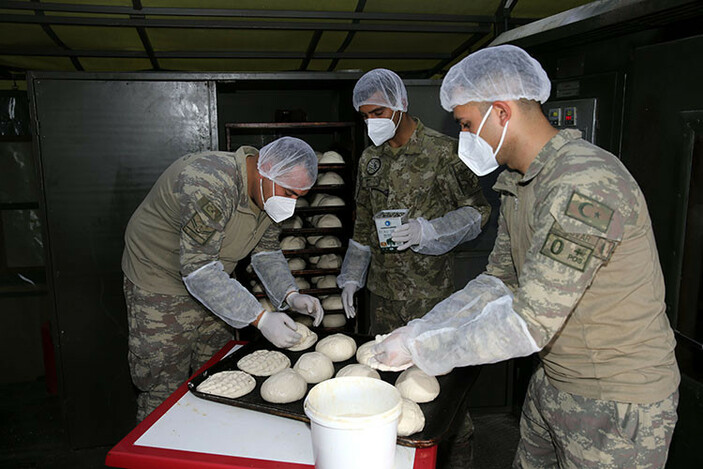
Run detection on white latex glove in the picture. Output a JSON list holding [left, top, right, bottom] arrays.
[[371, 327, 413, 368], [391, 219, 422, 251], [341, 284, 358, 319], [256, 311, 301, 348], [286, 292, 324, 327]]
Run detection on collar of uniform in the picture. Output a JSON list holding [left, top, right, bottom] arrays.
[[378, 116, 423, 157], [492, 129, 582, 195], [233, 146, 263, 216]]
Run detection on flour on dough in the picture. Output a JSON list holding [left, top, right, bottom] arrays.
[[315, 333, 357, 362], [395, 366, 440, 403], [196, 370, 256, 399], [260, 368, 307, 404], [293, 352, 334, 384]]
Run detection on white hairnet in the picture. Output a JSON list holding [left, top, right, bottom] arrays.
[[353, 68, 408, 112], [440, 45, 551, 111], [258, 136, 318, 190]]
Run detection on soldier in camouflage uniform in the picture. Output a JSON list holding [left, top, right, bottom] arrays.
[[373, 46, 680, 468], [336, 68, 490, 334], [336, 68, 490, 469], [122, 137, 323, 421]]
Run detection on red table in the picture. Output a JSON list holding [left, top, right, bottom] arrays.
[[106, 341, 438, 469]]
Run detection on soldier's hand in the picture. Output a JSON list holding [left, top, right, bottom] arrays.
[[256, 311, 301, 348], [392, 219, 422, 251], [341, 284, 358, 319], [286, 292, 323, 327]]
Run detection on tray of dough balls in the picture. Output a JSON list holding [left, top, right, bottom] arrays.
[[187, 325, 480, 448]]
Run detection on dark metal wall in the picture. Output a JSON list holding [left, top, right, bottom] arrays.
[[29, 77, 217, 447]]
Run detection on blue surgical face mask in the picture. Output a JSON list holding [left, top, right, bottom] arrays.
[[457, 105, 509, 176], [260, 179, 296, 223]]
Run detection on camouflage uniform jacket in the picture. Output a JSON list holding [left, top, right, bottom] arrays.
[[486, 129, 679, 404], [122, 147, 280, 296], [353, 118, 490, 300]]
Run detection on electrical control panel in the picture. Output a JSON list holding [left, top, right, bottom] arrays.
[[543, 98, 597, 143]]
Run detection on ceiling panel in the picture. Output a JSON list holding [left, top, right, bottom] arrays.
[[147, 28, 314, 52], [158, 58, 303, 72], [52, 26, 143, 50]]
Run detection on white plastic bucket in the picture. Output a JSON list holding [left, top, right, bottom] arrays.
[[304, 376, 402, 469]]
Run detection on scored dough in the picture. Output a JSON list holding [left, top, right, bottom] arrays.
[[293, 352, 335, 384], [315, 236, 342, 248], [196, 370, 256, 399], [395, 366, 440, 403], [336, 363, 381, 379], [260, 368, 308, 404], [316, 172, 345, 186], [397, 398, 426, 436], [314, 214, 342, 228], [315, 275, 337, 289], [237, 350, 291, 377], [319, 151, 345, 164], [315, 333, 357, 362], [281, 236, 306, 250], [288, 257, 306, 271], [281, 215, 303, 229], [287, 322, 318, 352], [316, 254, 342, 269]]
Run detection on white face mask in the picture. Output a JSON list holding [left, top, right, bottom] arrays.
[[458, 105, 509, 176], [366, 110, 402, 146], [259, 179, 296, 223]]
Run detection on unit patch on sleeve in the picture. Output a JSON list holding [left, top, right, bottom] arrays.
[[183, 212, 216, 245], [198, 196, 222, 222], [540, 221, 618, 271], [565, 191, 613, 233]]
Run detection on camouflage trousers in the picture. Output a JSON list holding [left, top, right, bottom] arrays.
[[514, 365, 679, 469], [368, 294, 445, 335], [123, 277, 233, 422]]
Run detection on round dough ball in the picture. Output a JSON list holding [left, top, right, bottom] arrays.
[[322, 295, 343, 311], [315, 275, 337, 289], [397, 398, 425, 436], [281, 236, 306, 250], [315, 150, 323, 160], [336, 363, 380, 379], [288, 322, 318, 352], [315, 236, 342, 248], [237, 349, 290, 377], [293, 352, 335, 384], [260, 368, 307, 403], [320, 151, 345, 164], [308, 255, 320, 265], [322, 314, 346, 328], [281, 215, 303, 229], [288, 257, 306, 271], [314, 214, 343, 228], [258, 298, 274, 313], [316, 172, 344, 186], [316, 254, 342, 269], [296, 197, 309, 208], [315, 333, 357, 362], [395, 366, 440, 403], [196, 370, 256, 399], [307, 235, 323, 245], [252, 283, 263, 293], [295, 277, 311, 289], [319, 195, 345, 207]]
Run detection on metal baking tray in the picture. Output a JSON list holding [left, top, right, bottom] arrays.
[[188, 331, 480, 448]]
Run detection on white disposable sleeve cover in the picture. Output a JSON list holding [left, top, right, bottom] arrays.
[[336, 239, 372, 289], [251, 250, 297, 309], [404, 274, 540, 376], [183, 261, 262, 329], [412, 206, 482, 255]]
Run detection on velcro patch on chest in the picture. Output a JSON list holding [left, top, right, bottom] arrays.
[[366, 157, 381, 175], [565, 191, 613, 233]]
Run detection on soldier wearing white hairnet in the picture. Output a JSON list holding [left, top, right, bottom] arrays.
[[122, 136, 323, 421], [373, 45, 680, 468], [339, 68, 490, 331], [340, 68, 490, 466]]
